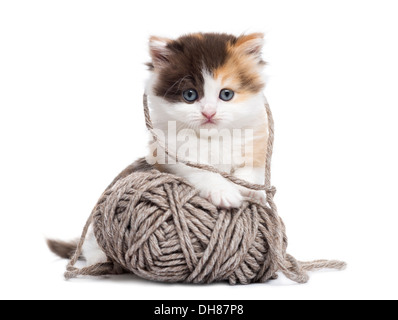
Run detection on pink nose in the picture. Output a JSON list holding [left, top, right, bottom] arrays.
[[202, 111, 216, 120]]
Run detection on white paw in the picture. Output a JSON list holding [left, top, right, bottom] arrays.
[[240, 188, 267, 205], [200, 185, 243, 209]]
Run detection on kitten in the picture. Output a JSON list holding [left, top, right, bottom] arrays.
[[81, 33, 269, 265], [146, 33, 268, 208]]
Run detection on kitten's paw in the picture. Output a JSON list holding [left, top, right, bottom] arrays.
[[201, 185, 243, 209], [240, 188, 267, 205]]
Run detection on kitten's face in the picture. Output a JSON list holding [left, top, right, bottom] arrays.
[[147, 33, 266, 131]]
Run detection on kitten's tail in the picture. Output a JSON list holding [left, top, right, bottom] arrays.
[[47, 239, 78, 259]]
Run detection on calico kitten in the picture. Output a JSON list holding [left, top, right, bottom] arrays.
[[81, 33, 269, 265], [146, 32, 268, 208]]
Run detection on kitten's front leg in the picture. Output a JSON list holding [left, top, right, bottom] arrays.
[[234, 167, 267, 205], [196, 172, 243, 209], [163, 164, 243, 209]]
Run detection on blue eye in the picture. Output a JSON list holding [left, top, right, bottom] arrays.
[[220, 89, 234, 101], [183, 89, 198, 103]]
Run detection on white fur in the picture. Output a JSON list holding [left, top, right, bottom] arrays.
[[146, 69, 268, 209], [82, 226, 107, 266]]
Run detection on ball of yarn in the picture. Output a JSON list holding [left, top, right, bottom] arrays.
[[60, 94, 346, 284], [92, 169, 288, 285]]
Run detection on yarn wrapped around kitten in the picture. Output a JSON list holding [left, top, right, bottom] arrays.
[[92, 168, 287, 285], [61, 95, 346, 284], [63, 161, 345, 284]]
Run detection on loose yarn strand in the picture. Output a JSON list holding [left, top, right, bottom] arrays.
[[63, 190, 123, 279], [62, 93, 346, 283], [143, 93, 346, 279], [143, 94, 273, 193]]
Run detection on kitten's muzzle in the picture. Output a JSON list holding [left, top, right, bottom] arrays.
[[202, 111, 216, 120]]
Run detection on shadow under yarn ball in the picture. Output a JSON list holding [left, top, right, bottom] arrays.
[[92, 169, 286, 285]]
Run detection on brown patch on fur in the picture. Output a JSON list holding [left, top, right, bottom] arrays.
[[149, 33, 238, 103], [47, 239, 78, 260], [149, 32, 266, 104], [146, 62, 155, 70], [151, 33, 239, 103]]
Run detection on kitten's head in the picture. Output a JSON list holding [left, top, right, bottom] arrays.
[[146, 33, 266, 131]]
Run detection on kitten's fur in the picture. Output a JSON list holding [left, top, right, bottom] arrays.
[[81, 33, 269, 265]]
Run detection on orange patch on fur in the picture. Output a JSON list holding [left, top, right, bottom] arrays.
[[191, 33, 205, 40], [213, 34, 267, 166], [241, 108, 268, 168], [235, 33, 265, 48], [214, 37, 265, 100], [252, 124, 268, 168]]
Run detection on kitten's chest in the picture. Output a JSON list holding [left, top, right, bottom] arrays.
[[171, 132, 249, 174]]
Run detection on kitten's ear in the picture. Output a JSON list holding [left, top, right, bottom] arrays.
[[236, 33, 265, 62], [149, 36, 172, 70]]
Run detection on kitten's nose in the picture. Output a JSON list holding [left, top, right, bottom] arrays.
[[202, 111, 216, 120]]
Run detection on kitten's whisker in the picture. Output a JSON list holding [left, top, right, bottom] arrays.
[[163, 75, 190, 100]]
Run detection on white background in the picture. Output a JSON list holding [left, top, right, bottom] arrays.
[[1, 0, 397, 300]]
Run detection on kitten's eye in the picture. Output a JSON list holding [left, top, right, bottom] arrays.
[[219, 89, 235, 101], [183, 89, 198, 103]]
